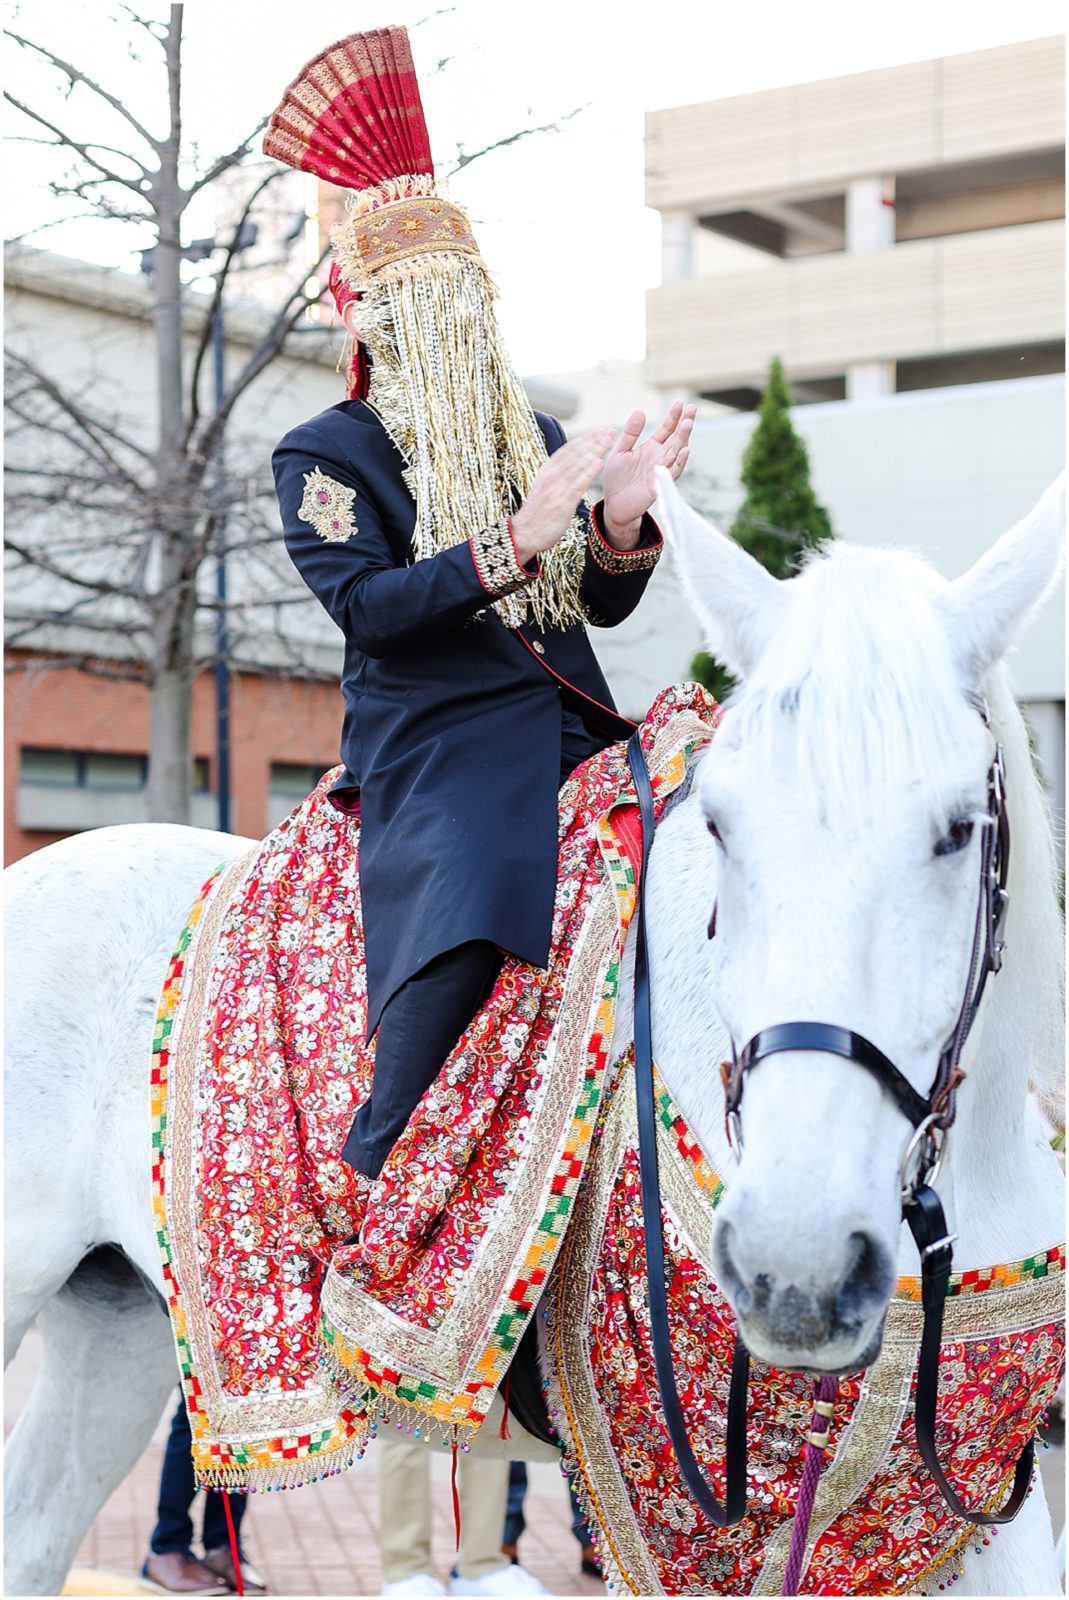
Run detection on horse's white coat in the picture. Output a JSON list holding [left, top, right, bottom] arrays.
[[4, 479, 1063, 1594]]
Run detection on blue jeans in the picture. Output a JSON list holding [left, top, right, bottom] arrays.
[[150, 1393, 247, 1555], [503, 1461, 592, 1551]]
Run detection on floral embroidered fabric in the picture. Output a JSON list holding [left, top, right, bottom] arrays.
[[544, 1063, 1065, 1596], [152, 684, 716, 1490], [298, 466, 357, 542]]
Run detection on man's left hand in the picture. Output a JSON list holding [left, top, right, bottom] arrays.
[[601, 400, 696, 549]]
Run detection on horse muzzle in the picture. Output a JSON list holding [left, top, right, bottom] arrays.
[[712, 1213, 895, 1374]]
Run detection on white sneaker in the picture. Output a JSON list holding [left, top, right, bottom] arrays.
[[450, 1565, 549, 1596], [382, 1576, 447, 1597]]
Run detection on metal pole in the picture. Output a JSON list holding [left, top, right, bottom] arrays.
[[212, 304, 231, 834]]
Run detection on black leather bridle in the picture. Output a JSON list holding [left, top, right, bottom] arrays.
[[626, 706, 1032, 1531]]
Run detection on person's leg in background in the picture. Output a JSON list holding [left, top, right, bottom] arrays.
[[378, 1434, 442, 1596], [202, 1486, 268, 1594], [343, 943, 503, 1180], [500, 1461, 527, 1562], [451, 1455, 545, 1597], [142, 1393, 227, 1595]]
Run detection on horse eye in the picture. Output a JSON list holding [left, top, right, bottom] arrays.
[[935, 818, 975, 857], [706, 818, 723, 844]]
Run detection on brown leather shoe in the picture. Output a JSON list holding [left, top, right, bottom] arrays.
[[202, 1545, 269, 1594], [140, 1551, 229, 1595]]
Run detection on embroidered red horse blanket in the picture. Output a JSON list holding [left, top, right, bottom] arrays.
[[152, 675, 1063, 1596], [152, 684, 715, 1491]]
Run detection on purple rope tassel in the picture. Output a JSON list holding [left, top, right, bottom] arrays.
[[782, 1374, 839, 1596]]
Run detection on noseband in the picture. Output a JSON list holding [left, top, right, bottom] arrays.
[[626, 705, 1031, 1552]]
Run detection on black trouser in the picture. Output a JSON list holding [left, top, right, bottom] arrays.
[[150, 1391, 247, 1555], [341, 940, 504, 1179]]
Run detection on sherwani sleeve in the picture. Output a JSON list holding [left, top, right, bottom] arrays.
[[273, 424, 538, 659]]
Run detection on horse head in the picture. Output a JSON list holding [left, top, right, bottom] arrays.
[[654, 466, 1064, 1375]]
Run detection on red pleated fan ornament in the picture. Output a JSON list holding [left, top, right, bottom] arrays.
[[263, 26, 435, 192]]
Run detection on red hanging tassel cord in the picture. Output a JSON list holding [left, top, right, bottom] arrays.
[[222, 1492, 245, 1598], [451, 1428, 462, 1553], [499, 1373, 511, 1440]]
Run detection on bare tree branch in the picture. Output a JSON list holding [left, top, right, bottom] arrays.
[[185, 168, 288, 440], [5, 28, 160, 151], [5, 351, 153, 481], [116, 3, 169, 51], [187, 118, 271, 197], [3, 92, 150, 194], [3, 536, 143, 599], [445, 105, 586, 175], [191, 249, 330, 470]]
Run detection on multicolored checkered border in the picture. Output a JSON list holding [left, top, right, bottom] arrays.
[[648, 1083, 1066, 1304], [151, 854, 368, 1489], [318, 946, 622, 1431]]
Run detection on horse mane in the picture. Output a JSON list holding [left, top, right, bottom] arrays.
[[984, 666, 1065, 1122], [724, 540, 1064, 1118]]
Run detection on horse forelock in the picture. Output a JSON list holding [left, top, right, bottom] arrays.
[[707, 537, 1063, 1116], [721, 543, 980, 830]]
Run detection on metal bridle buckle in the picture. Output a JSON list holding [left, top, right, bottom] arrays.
[[726, 1107, 744, 1160], [899, 1112, 946, 1203]]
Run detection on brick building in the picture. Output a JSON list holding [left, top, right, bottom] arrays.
[[3, 244, 353, 864], [3, 243, 581, 864]]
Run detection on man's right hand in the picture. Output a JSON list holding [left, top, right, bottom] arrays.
[[510, 430, 615, 568]]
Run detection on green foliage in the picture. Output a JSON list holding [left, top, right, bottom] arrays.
[[688, 650, 736, 706], [689, 357, 834, 700]]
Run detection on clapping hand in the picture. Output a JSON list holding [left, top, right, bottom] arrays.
[[601, 401, 696, 548]]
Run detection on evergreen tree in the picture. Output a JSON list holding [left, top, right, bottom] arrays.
[[689, 356, 833, 701]]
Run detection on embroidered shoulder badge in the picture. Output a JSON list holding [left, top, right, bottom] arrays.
[[298, 467, 357, 543]]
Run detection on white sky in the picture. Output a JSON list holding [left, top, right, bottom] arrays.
[[4, 0, 1065, 372]]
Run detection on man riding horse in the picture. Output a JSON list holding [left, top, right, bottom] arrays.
[[267, 25, 695, 1186]]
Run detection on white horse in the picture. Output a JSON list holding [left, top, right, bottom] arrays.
[[4, 471, 1064, 1596]]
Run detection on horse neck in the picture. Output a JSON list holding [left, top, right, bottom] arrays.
[[937, 668, 1065, 1267]]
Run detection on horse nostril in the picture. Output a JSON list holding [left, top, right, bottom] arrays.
[[836, 1231, 894, 1334]]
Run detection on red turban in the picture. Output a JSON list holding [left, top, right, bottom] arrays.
[[328, 260, 369, 401]]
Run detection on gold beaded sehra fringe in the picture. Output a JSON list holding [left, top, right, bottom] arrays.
[[332, 194, 587, 629]]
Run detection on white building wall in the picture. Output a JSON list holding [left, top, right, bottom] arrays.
[[590, 374, 1065, 817]]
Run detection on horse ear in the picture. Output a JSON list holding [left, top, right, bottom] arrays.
[[939, 474, 1065, 684], [654, 467, 786, 680]]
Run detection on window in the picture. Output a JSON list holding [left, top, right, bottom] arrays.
[[269, 762, 330, 798], [19, 749, 211, 792]]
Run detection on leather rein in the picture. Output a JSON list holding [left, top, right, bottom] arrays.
[[625, 708, 1032, 1538]]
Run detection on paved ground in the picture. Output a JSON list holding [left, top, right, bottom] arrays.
[[6, 1328, 1063, 1597], [5, 1330, 603, 1598]]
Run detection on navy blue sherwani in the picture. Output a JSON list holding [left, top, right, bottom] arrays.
[[273, 400, 662, 1044]]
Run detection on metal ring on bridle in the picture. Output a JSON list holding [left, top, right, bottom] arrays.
[[898, 1112, 946, 1203]]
